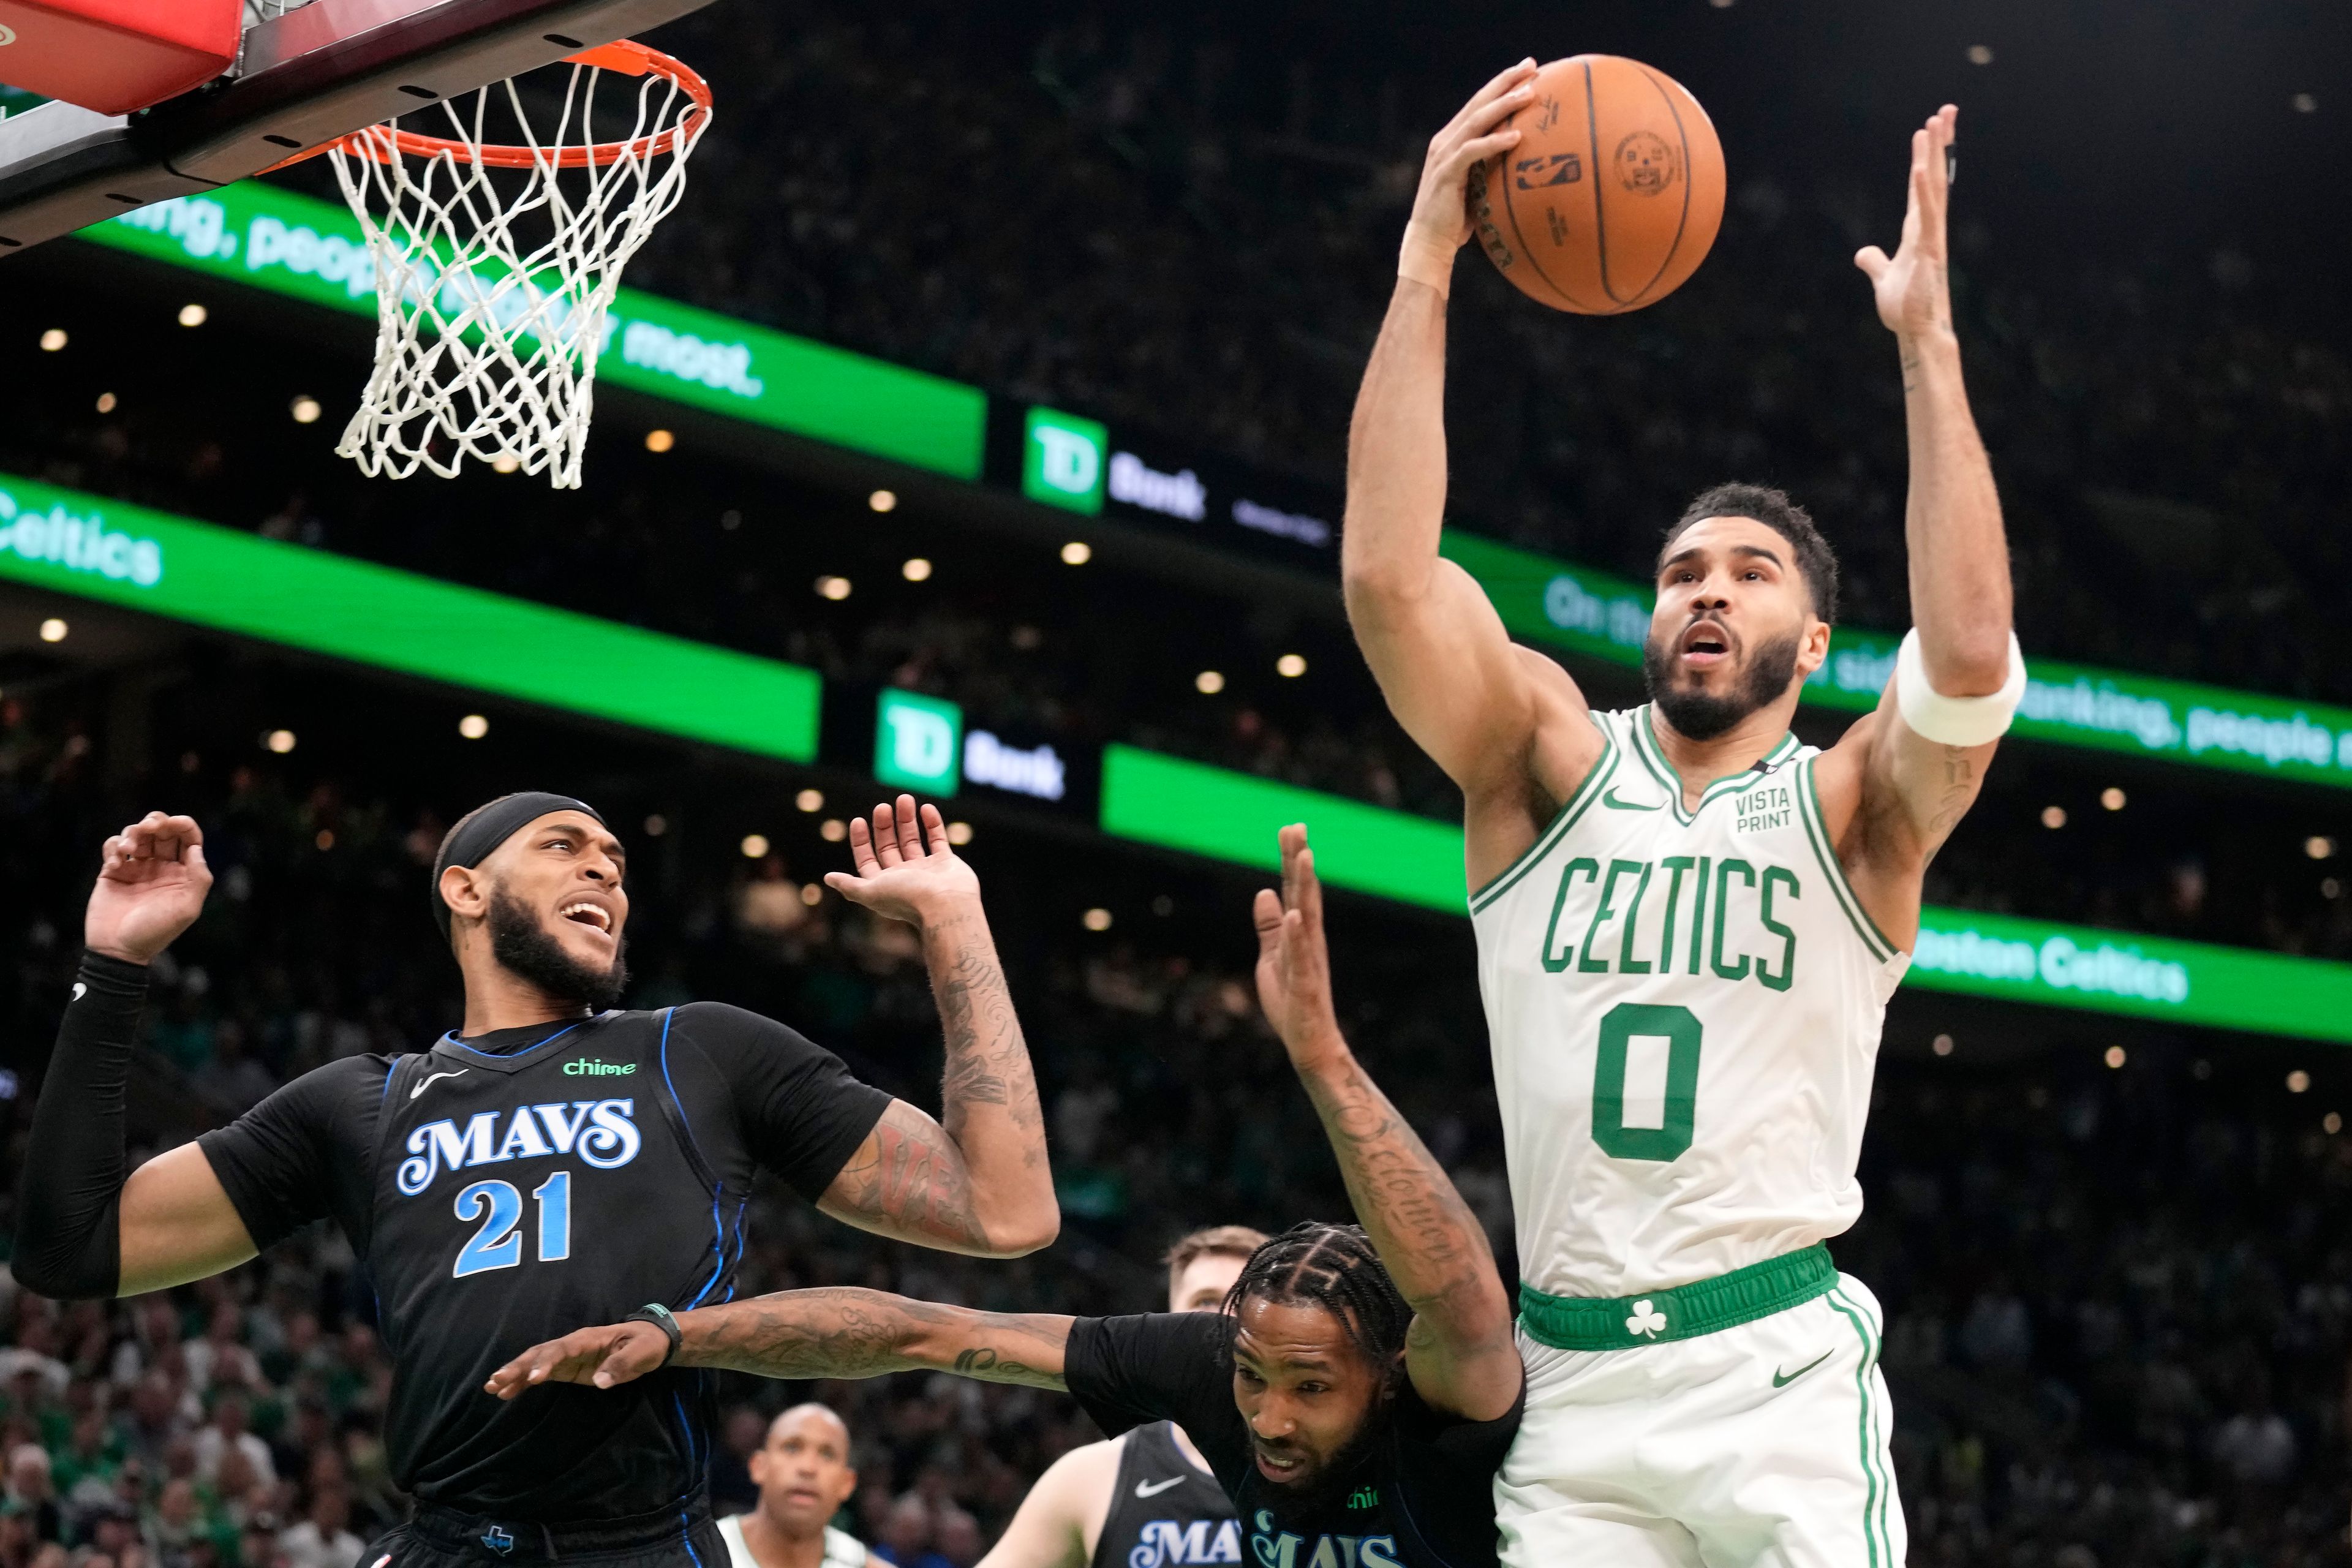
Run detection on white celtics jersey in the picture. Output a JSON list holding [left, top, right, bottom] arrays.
[[717, 1513, 868, 1568], [1470, 705, 1910, 1300]]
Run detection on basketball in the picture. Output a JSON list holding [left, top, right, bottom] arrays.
[[1469, 55, 1725, 314]]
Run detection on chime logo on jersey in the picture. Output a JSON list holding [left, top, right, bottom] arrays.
[[1126, 1518, 1240, 1567], [1246, 1513, 1398, 1568], [396, 1099, 642, 1194]]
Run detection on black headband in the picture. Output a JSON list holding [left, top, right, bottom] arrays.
[[431, 792, 605, 938]]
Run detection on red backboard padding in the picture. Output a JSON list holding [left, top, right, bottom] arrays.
[[0, 0, 241, 115]]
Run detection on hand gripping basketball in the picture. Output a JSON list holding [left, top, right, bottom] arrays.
[[1398, 60, 1541, 299]]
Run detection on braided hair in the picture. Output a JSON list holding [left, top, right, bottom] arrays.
[[1221, 1221, 1413, 1374]]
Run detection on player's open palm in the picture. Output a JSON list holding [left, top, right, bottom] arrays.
[[484, 1320, 670, 1399], [1251, 825, 1345, 1072], [1855, 104, 1958, 338], [823, 796, 979, 928], [85, 812, 213, 963]]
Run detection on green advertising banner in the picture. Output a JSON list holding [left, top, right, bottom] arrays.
[[0, 473, 820, 761], [82, 184, 988, 480], [1101, 745, 1464, 913], [1099, 741, 2352, 1043], [1439, 530, 2352, 791]]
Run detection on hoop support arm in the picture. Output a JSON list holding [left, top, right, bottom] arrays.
[[0, 0, 717, 253]]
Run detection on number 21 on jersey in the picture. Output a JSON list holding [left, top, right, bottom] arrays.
[[453, 1170, 573, 1277]]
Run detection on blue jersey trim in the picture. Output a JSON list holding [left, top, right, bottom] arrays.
[[656, 1008, 714, 1175], [437, 1019, 588, 1066], [688, 1197, 727, 1307], [678, 1514, 703, 1568]]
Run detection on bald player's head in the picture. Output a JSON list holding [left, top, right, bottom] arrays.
[[748, 1403, 859, 1538]]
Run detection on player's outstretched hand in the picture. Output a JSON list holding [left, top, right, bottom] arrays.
[[1251, 824, 1346, 1074], [1855, 104, 1958, 339], [484, 1319, 671, 1400], [823, 795, 981, 929], [85, 812, 213, 964], [1400, 59, 1539, 277]]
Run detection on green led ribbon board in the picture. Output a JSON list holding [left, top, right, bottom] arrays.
[[1441, 531, 2352, 793], [84, 184, 988, 481], [0, 473, 820, 763], [1100, 744, 2352, 1044]]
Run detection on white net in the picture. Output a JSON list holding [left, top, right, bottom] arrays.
[[326, 47, 709, 488]]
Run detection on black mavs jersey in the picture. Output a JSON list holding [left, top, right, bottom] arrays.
[[1096, 1422, 1237, 1568], [198, 1005, 888, 1524], [1065, 1315, 1525, 1568]]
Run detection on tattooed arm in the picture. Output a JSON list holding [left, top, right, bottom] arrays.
[[1253, 827, 1519, 1423], [484, 1288, 1074, 1400], [1821, 106, 2009, 951], [816, 798, 1057, 1257]]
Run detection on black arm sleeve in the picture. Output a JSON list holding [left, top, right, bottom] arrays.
[[1063, 1313, 1240, 1453], [197, 1056, 385, 1253], [673, 1003, 891, 1199], [14, 951, 150, 1299]]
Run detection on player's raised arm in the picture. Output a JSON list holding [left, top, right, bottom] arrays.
[[485, 1287, 1074, 1398], [813, 797, 1058, 1258], [1823, 106, 2022, 945], [1251, 826, 1520, 1422], [15, 814, 261, 1300], [1346, 62, 1604, 864]]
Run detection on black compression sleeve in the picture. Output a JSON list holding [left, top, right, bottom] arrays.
[[13, 951, 149, 1299]]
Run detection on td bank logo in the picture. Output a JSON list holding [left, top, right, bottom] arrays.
[[875, 688, 963, 795], [1023, 407, 1105, 515]]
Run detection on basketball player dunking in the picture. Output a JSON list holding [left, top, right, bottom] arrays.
[[1352, 68, 2016, 1566]]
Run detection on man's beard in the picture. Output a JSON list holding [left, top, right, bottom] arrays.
[[485, 890, 630, 1011], [1643, 626, 1802, 742]]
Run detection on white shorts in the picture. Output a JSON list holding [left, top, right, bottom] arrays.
[[1495, 1273, 1903, 1568]]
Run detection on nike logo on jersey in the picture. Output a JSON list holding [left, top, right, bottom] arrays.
[[1601, 786, 1661, 811], [70, 983, 85, 1002], [411, 1069, 471, 1100], [1134, 1476, 1186, 1499], [1773, 1349, 1833, 1387]]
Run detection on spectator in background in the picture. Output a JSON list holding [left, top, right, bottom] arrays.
[[6, 1446, 60, 1544], [183, 1309, 260, 1396], [2211, 1389, 2297, 1494], [274, 1489, 360, 1568], [871, 1495, 948, 1568], [189, 1395, 271, 1490]]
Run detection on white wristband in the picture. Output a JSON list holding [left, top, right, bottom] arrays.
[[1894, 627, 2026, 746]]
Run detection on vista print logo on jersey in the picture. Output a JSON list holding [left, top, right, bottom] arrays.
[[397, 1100, 641, 1194]]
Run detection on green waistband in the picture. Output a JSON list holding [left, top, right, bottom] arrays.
[[1517, 1245, 1836, 1351]]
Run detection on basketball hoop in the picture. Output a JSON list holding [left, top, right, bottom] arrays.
[[306, 40, 711, 487]]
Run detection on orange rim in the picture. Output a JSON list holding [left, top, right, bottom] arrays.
[[267, 40, 710, 172]]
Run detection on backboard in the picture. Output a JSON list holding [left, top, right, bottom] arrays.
[[0, 0, 714, 252]]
